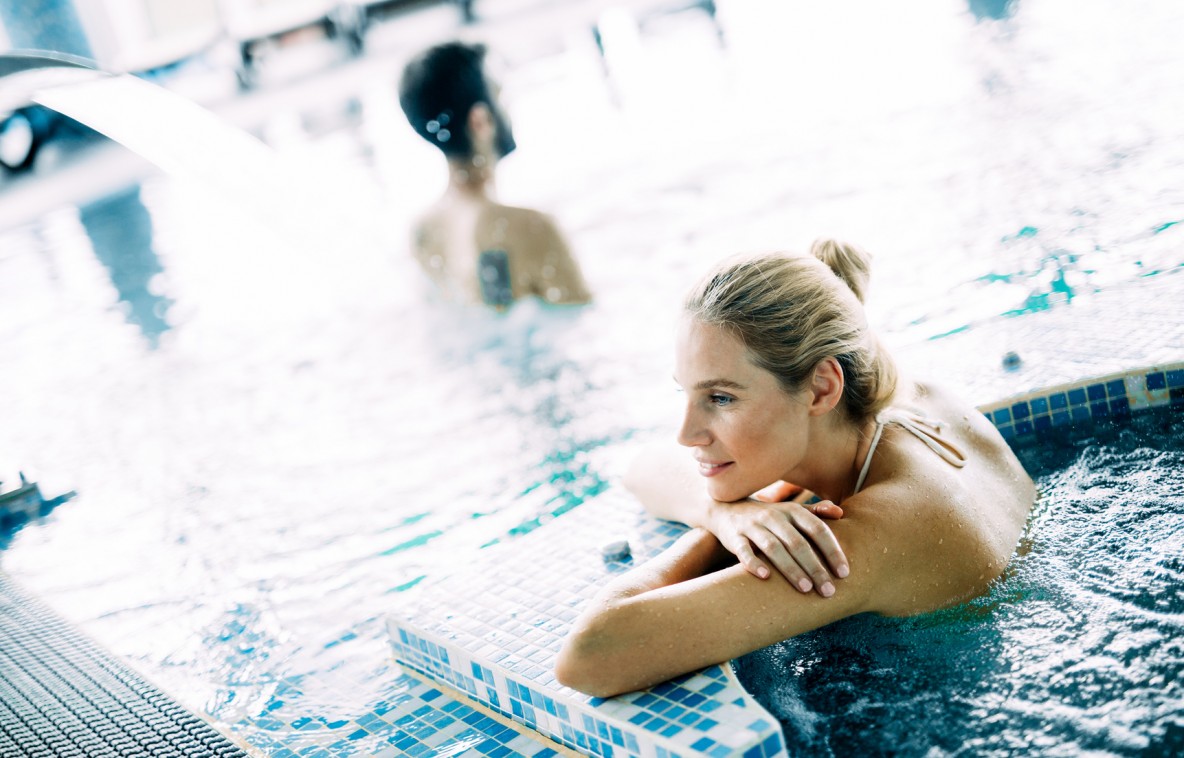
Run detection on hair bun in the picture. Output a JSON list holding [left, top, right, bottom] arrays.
[[809, 238, 872, 303]]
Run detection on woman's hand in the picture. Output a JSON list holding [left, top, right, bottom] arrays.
[[706, 483, 847, 596]]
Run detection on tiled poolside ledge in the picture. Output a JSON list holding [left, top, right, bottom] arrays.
[[980, 361, 1184, 443], [387, 358, 1184, 758], [387, 498, 785, 758]]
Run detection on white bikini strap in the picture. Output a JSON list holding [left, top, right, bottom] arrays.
[[853, 420, 885, 495], [853, 409, 968, 495]]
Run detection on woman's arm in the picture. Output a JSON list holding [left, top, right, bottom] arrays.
[[554, 526, 873, 698], [624, 442, 849, 594]]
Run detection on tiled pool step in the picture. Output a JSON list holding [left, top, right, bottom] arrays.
[[387, 496, 786, 758], [245, 667, 569, 758]]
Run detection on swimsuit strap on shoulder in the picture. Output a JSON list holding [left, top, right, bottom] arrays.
[[853, 407, 968, 495]]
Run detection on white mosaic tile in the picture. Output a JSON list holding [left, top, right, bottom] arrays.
[[387, 494, 786, 758]]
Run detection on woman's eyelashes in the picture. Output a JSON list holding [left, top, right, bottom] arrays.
[[709, 393, 735, 407]]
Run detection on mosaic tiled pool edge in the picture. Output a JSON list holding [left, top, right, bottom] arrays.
[[979, 360, 1184, 443], [239, 667, 568, 758], [386, 360, 1183, 758], [388, 495, 786, 758]]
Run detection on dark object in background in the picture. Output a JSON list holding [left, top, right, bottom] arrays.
[[0, 106, 56, 172], [1002, 351, 1022, 371], [478, 249, 513, 309]]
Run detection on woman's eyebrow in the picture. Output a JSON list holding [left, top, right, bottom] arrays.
[[694, 378, 746, 391]]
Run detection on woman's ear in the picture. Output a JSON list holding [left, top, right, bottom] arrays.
[[806, 357, 844, 416]]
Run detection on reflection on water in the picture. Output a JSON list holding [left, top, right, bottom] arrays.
[[78, 186, 172, 344], [0, 0, 1182, 753]]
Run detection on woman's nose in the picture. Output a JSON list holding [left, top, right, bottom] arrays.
[[677, 406, 708, 447]]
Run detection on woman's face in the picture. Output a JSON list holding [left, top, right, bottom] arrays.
[[674, 317, 812, 503]]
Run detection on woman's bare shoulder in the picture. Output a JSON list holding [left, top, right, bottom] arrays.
[[832, 478, 1005, 617]]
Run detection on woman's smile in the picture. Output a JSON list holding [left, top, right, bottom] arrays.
[[695, 459, 734, 477]]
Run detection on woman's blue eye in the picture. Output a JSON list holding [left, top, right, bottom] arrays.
[[710, 394, 734, 407]]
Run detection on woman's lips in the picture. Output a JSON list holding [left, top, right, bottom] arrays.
[[697, 461, 734, 477]]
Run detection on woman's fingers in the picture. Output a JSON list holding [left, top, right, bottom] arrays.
[[729, 539, 772, 580], [748, 529, 824, 595], [751, 480, 804, 503], [810, 500, 844, 519], [791, 506, 849, 579]]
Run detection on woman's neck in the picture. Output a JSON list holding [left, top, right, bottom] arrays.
[[447, 156, 496, 199], [794, 414, 879, 504]]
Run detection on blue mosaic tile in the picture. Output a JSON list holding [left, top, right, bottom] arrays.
[[1110, 399, 1131, 418], [980, 364, 1184, 441], [388, 493, 788, 757], [1169, 370, 1184, 388]]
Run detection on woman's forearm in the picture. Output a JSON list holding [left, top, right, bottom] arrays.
[[600, 528, 731, 599], [623, 443, 718, 527], [555, 528, 731, 695]]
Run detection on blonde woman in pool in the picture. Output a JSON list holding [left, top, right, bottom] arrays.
[[555, 239, 1036, 697]]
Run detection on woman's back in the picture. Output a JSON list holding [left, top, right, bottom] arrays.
[[835, 381, 1035, 616]]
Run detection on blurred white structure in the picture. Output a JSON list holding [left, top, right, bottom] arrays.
[[73, 0, 223, 73]]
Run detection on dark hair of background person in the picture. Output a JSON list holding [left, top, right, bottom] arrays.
[[398, 41, 516, 160]]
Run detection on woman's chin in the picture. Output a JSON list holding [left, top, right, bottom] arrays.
[[706, 481, 745, 503]]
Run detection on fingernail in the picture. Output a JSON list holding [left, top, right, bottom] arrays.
[[821, 582, 835, 597], [758, 567, 769, 579], [798, 579, 812, 592], [837, 564, 849, 578]]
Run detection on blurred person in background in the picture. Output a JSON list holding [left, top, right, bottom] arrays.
[[398, 41, 591, 311]]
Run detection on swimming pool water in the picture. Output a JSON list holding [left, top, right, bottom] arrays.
[[733, 412, 1184, 755], [1, 0, 1183, 753]]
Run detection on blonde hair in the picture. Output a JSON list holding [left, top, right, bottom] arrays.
[[684, 238, 897, 424]]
